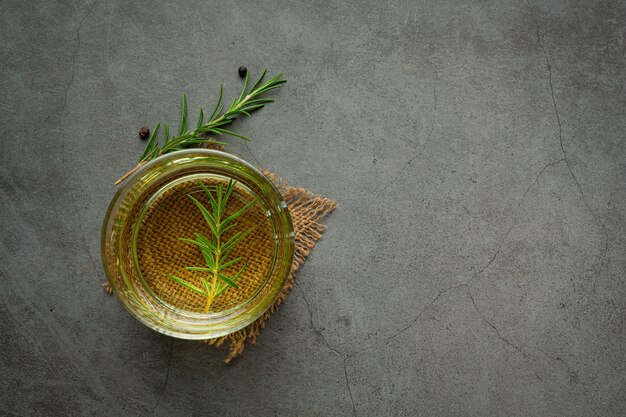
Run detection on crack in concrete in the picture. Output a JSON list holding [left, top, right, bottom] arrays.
[[466, 283, 601, 414], [59, 4, 102, 287], [342, 358, 357, 417], [244, 141, 263, 168], [527, 3, 610, 260], [347, 284, 466, 359], [61, 5, 91, 119], [152, 339, 174, 416], [296, 283, 344, 358], [555, 356, 577, 378], [536, 347, 600, 416], [379, 66, 438, 193], [465, 286, 530, 357], [296, 284, 355, 416], [474, 158, 565, 277], [60, 3, 111, 298]]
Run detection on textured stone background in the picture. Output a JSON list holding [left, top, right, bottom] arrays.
[[1, 0, 625, 416]]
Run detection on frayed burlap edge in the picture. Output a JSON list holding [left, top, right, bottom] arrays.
[[103, 166, 337, 364], [200, 170, 337, 362]]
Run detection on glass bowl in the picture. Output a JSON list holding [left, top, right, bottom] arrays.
[[101, 149, 294, 339]]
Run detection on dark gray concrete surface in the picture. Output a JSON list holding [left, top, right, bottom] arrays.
[[1, 0, 625, 415]]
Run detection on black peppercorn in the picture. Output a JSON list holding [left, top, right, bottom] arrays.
[[238, 66, 247, 78], [138, 126, 150, 140]]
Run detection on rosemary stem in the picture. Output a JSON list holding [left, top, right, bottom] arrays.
[[204, 224, 221, 313], [114, 161, 145, 185]]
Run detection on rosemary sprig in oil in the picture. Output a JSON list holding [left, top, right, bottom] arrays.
[[167, 179, 255, 313], [115, 69, 286, 184]]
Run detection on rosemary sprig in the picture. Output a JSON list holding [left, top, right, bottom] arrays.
[[167, 179, 255, 313], [114, 69, 286, 184]]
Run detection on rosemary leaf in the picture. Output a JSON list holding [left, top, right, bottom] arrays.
[[167, 274, 207, 296], [218, 256, 243, 271], [188, 196, 218, 236], [208, 84, 223, 122], [196, 108, 203, 130], [217, 273, 238, 289], [179, 94, 187, 136]]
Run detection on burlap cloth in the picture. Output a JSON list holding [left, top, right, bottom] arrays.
[[104, 168, 337, 363]]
